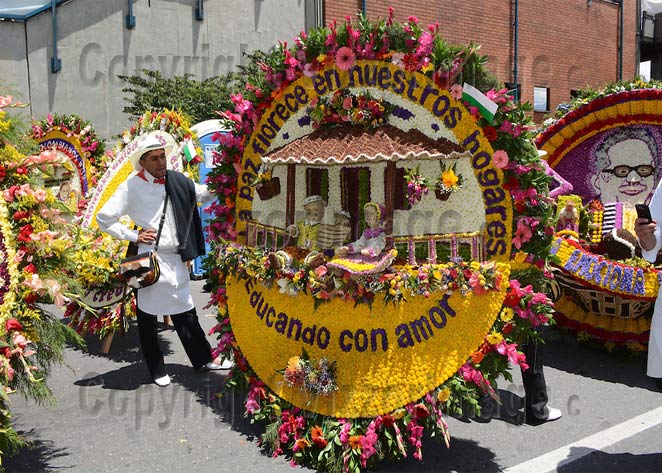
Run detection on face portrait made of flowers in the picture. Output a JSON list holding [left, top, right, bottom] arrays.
[[591, 127, 659, 204]]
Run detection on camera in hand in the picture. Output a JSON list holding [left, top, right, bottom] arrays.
[[636, 204, 653, 224]]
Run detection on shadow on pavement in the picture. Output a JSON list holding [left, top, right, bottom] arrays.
[[540, 327, 655, 391], [67, 319, 175, 365], [378, 436, 499, 472], [171, 367, 265, 441], [3, 427, 71, 473], [74, 362, 154, 390], [557, 446, 662, 472]]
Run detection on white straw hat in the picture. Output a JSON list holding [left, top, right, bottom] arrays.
[[126, 131, 176, 171]]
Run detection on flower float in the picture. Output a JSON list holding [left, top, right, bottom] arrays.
[[205, 10, 555, 471], [31, 113, 107, 200], [536, 80, 662, 349], [0, 95, 83, 463]]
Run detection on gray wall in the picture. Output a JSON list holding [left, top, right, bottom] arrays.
[[0, 0, 306, 138]]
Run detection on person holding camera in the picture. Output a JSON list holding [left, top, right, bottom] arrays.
[[97, 131, 221, 387], [634, 187, 662, 389]]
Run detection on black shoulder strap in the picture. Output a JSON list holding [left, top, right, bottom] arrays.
[[153, 188, 169, 253]]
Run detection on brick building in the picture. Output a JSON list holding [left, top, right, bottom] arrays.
[[320, 1, 637, 118]]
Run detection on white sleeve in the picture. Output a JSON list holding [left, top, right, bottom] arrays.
[[96, 182, 139, 243], [640, 180, 662, 262]]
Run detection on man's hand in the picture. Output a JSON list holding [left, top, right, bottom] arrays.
[[634, 217, 657, 251], [137, 228, 157, 244]]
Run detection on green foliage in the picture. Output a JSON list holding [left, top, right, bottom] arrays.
[[119, 69, 242, 123]]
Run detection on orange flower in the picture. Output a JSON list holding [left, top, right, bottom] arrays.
[[311, 425, 328, 448], [348, 435, 363, 450], [294, 437, 310, 451], [471, 351, 484, 364]]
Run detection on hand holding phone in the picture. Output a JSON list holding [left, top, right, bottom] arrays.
[[636, 204, 653, 224]]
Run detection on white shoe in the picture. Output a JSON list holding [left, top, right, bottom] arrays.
[[205, 357, 234, 370], [154, 375, 171, 387], [546, 407, 562, 422], [219, 357, 234, 369]]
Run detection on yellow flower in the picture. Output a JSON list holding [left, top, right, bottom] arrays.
[[421, 63, 434, 73], [500, 307, 514, 322], [287, 356, 300, 370], [437, 387, 450, 402], [486, 331, 503, 345], [441, 169, 459, 188]]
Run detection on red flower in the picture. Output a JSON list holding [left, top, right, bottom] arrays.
[[23, 263, 37, 274], [412, 403, 429, 420], [13, 210, 30, 221], [502, 322, 513, 334], [17, 224, 34, 242], [504, 291, 521, 308], [5, 318, 23, 332], [482, 126, 498, 141], [16, 167, 28, 175], [381, 414, 396, 427]]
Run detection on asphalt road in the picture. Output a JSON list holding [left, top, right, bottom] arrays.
[[5, 280, 662, 473]]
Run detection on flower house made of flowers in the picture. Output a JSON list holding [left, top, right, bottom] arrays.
[[249, 122, 484, 264]]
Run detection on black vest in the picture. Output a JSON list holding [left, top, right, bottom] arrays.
[[164, 170, 206, 262]]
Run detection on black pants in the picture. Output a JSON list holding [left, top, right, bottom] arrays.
[[521, 338, 550, 422], [136, 305, 212, 379]]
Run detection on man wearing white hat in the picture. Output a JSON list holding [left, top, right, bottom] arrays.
[[97, 131, 222, 386]]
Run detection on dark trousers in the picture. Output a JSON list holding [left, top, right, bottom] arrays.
[[521, 338, 549, 422], [136, 305, 212, 379]]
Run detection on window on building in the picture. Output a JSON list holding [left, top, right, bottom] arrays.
[[306, 168, 329, 201], [391, 167, 408, 211], [533, 86, 550, 112], [341, 167, 371, 239], [505, 83, 521, 102]]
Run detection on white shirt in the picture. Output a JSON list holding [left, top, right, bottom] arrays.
[[96, 170, 211, 314]]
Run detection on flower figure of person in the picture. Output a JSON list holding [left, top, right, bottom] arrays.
[[336, 202, 385, 258], [287, 195, 326, 250], [328, 202, 396, 277], [56, 181, 78, 211], [333, 210, 352, 245], [590, 127, 660, 204], [557, 201, 579, 232]]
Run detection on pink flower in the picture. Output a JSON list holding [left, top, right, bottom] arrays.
[[449, 84, 463, 100], [493, 150, 509, 169], [0, 96, 13, 109], [391, 52, 405, 68], [513, 220, 533, 249], [335, 47, 356, 71]]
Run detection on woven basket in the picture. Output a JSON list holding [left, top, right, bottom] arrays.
[[553, 269, 652, 320]]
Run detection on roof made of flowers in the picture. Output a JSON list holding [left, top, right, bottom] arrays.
[[263, 125, 468, 165]]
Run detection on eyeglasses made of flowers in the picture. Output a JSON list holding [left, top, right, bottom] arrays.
[[601, 164, 655, 178]]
